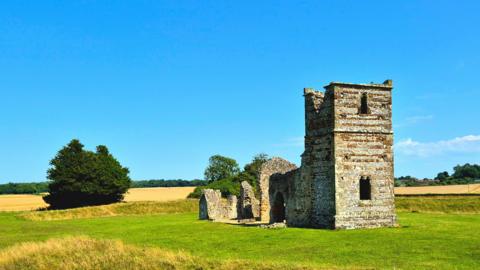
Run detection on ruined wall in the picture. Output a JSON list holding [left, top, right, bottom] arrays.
[[199, 189, 237, 221], [268, 169, 298, 224], [200, 80, 397, 230], [259, 158, 297, 223], [330, 81, 396, 229], [239, 181, 260, 219], [199, 182, 262, 221], [301, 88, 336, 228]]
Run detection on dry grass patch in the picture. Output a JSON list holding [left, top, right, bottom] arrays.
[[0, 236, 315, 270], [396, 195, 480, 213], [20, 200, 198, 221], [125, 187, 195, 202], [395, 183, 480, 195]]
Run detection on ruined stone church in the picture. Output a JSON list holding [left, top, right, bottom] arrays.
[[200, 80, 397, 229]]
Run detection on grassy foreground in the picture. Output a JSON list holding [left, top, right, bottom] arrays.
[[0, 236, 310, 270], [0, 196, 478, 269]]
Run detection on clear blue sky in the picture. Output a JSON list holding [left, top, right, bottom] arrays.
[[1, 1, 479, 183]]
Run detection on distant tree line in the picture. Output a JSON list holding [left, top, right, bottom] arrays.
[[132, 179, 206, 188], [395, 163, 480, 187], [0, 182, 49, 195], [0, 179, 206, 195]]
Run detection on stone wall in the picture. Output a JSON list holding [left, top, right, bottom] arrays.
[[329, 81, 396, 229], [199, 189, 237, 221], [302, 87, 337, 228], [199, 181, 261, 221], [258, 158, 297, 223], [239, 181, 260, 219]]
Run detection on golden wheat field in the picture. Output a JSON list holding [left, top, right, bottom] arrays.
[[0, 187, 195, 211], [395, 183, 480, 195], [1, 185, 479, 212]]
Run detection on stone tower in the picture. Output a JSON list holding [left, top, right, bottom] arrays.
[[262, 80, 397, 229], [302, 80, 397, 229]]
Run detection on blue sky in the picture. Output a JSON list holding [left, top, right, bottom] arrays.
[[1, 1, 479, 183]]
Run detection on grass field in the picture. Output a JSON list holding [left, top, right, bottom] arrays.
[[0, 196, 479, 269]]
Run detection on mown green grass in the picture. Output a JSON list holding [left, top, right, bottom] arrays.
[[0, 197, 479, 269]]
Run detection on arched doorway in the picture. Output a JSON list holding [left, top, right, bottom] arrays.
[[271, 192, 286, 223]]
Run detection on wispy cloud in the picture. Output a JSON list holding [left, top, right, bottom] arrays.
[[394, 114, 433, 128], [395, 135, 480, 157]]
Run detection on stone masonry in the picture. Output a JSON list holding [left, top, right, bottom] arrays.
[[239, 181, 260, 219], [199, 189, 237, 221], [199, 181, 260, 221], [200, 80, 397, 229]]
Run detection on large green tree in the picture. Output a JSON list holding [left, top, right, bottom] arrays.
[[43, 139, 131, 209], [204, 155, 240, 183], [190, 153, 269, 198]]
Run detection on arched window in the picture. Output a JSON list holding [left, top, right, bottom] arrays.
[[360, 93, 369, 114], [360, 177, 371, 200]]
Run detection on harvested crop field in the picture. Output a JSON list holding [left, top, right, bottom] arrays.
[[0, 195, 48, 212], [395, 183, 480, 195], [125, 187, 195, 202], [2, 184, 479, 212], [0, 187, 196, 211]]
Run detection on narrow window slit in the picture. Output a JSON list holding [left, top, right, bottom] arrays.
[[360, 177, 371, 200], [360, 93, 369, 114]]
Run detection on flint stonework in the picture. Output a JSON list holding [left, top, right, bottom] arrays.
[[239, 181, 260, 219], [199, 80, 397, 230]]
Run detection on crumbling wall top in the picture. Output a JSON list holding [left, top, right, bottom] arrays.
[[324, 80, 393, 90], [304, 88, 324, 97]]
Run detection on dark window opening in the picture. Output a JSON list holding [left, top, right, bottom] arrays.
[[360, 177, 371, 200], [360, 93, 369, 114]]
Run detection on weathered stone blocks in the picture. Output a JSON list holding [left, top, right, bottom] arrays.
[[199, 189, 237, 221], [239, 181, 260, 219], [199, 80, 397, 230]]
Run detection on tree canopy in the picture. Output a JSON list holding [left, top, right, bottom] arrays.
[[190, 153, 269, 198], [204, 155, 240, 183], [43, 139, 131, 209]]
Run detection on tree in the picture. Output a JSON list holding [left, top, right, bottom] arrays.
[[452, 163, 480, 179], [235, 153, 269, 190], [190, 153, 269, 198], [243, 153, 268, 177], [204, 155, 240, 183], [43, 139, 131, 209], [435, 171, 450, 181]]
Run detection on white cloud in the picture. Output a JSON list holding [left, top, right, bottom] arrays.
[[395, 135, 480, 157], [405, 115, 433, 124], [394, 115, 433, 128]]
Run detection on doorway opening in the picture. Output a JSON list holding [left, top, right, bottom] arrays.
[[271, 192, 286, 223]]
